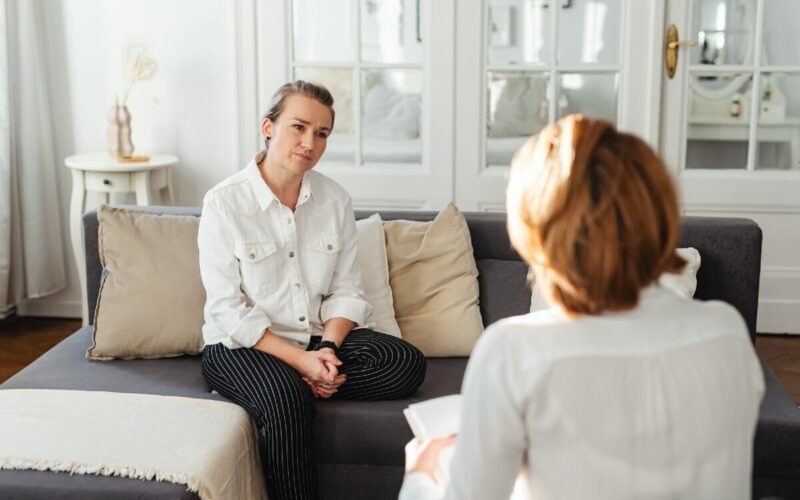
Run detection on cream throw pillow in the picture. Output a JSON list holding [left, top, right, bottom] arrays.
[[355, 214, 401, 337], [88, 205, 206, 360], [383, 203, 484, 357], [530, 247, 702, 312]]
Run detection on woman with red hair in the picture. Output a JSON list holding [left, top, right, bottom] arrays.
[[401, 115, 764, 499]]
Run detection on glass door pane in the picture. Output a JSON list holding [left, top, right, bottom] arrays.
[[755, 72, 800, 170], [690, 0, 756, 65], [293, 0, 354, 62], [360, 0, 423, 64], [685, 72, 752, 170], [557, 0, 622, 64], [361, 69, 423, 164], [486, 71, 549, 166], [487, 0, 549, 65], [483, 0, 621, 168], [557, 72, 618, 121]]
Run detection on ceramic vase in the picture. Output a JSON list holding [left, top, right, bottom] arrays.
[[107, 102, 134, 158]]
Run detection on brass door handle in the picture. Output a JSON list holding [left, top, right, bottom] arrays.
[[668, 40, 698, 50], [665, 24, 697, 79]]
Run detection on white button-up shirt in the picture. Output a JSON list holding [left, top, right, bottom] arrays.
[[400, 286, 764, 500], [197, 155, 372, 349]]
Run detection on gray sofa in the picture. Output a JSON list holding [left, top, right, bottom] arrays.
[[0, 207, 798, 500]]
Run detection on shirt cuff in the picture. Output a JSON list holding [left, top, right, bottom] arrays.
[[229, 304, 272, 348], [320, 296, 372, 327], [398, 472, 444, 500]]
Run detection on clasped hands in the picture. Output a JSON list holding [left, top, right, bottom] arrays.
[[297, 347, 346, 398]]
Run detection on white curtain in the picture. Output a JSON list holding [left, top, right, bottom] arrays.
[[0, 0, 66, 318]]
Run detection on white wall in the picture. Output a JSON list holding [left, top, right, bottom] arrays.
[[19, 0, 240, 317]]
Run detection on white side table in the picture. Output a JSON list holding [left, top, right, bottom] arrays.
[[65, 153, 179, 325]]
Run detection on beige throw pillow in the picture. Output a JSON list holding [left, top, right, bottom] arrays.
[[383, 203, 484, 357], [88, 205, 206, 360], [355, 214, 401, 337]]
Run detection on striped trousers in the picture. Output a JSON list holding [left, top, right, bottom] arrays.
[[201, 329, 427, 500]]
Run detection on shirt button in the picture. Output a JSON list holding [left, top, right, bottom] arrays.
[[299, 316, 305, 322], [289, 251, 295, 258], [249, 252, 255, 259], [326, 244, 333, 250], [294, 283, 301, 288]]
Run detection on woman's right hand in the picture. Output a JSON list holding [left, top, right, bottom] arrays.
[[293, 349, 342, 384]]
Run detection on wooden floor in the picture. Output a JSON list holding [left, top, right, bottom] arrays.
[[1, 317, 800, 403], [0, 316, 82, 384]]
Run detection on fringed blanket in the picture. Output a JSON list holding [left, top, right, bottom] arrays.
[[0, 389, 267, 500]]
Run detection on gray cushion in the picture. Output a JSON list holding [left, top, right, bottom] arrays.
[[0, 469, 198, 500], [1, 326, 467, 466], [477, 259, 531, 326]]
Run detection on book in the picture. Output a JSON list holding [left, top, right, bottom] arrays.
[[403, 394, 463, 442], [404, 394, 531, 499], [403, 394, 462, 482]]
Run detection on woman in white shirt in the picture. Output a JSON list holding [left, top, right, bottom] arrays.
[[401, 115, 764, 499], [197, 81, 426, 500]]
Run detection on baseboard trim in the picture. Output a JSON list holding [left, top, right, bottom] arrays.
[[758, 299, 800, 335], [17, 298, 82, 319]]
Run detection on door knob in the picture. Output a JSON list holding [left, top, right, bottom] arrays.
[[665, 24, 697, 79]]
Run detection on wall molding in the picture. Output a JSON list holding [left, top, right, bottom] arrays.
[[758, 300, 800, 335], [758, 266, 800, 334], [17, 298, 81, 319], [353, 199, 427, 211], [477, 202, 505, 213]]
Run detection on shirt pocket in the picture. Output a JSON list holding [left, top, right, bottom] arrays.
[[234, 240, 279, 297], [305, 233, 342, 294]]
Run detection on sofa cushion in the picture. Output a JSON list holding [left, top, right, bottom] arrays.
[[476, 259, 531, 327], [383, 204, 484, 356], [2, 328, 467, 468], [355, 214, 401, 337], [754, 361, 800, 480], [89, 205, 206, 360]]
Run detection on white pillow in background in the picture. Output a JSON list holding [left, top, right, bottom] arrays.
[[355, 214, 402, 337], [658, 247, 702, 299], [530, 247, 702, 312]]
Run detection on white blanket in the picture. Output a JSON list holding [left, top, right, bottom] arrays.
[[0, 389, 267, 500]]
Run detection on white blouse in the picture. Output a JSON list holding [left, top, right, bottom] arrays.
[[197, 156, 372, 349], [400, 286, 765, 500]]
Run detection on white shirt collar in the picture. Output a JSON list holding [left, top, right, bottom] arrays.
[[246, 151, 313, 211]]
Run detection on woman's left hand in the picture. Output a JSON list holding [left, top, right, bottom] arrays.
[[302, 373, 346, 398], [404, 435, 457, 482]]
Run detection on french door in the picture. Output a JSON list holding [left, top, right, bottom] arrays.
[[454, 0, 666, 212], [243, 0, 662, 211], [660, 0, 800, 333], [240, 0, 797, 332], [242, 0, 454, 211]]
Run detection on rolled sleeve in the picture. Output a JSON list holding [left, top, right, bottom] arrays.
[[198, 194, 271, 348], [320, 296, 371, 326], [320, 197, 372, 326]]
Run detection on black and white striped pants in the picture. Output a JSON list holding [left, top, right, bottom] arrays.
[[201, 328, 427, 500]]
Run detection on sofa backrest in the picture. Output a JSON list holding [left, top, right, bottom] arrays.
[[83, 208, 762, 341]]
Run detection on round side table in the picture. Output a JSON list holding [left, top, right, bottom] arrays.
[[65, 153, 178, 325]]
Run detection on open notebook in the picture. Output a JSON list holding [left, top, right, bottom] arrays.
[[404, 395, 531, 498]]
